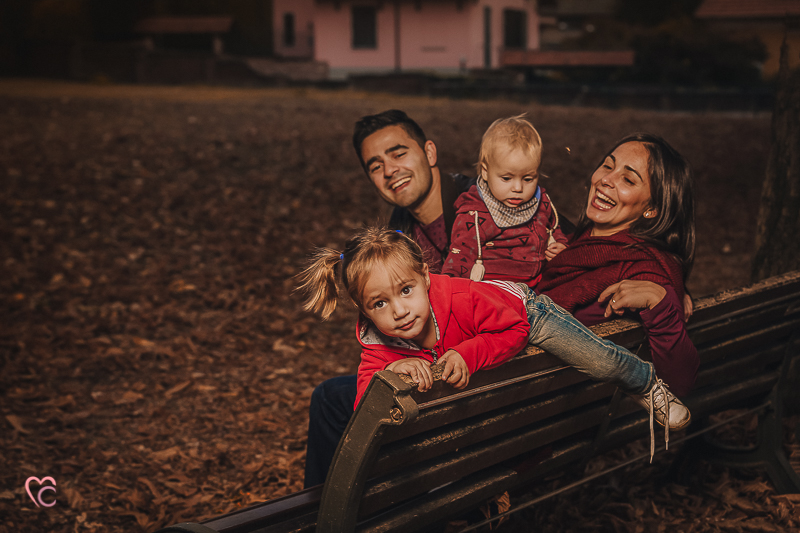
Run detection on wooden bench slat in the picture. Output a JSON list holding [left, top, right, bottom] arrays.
[[694, 343, 786, 390], [358, 403, 609, 517], [358, 467, 517, 533], [201, 488, 322, 533], [383, 365, 588, 442], [691, 307, 800, 351], [373, 381, 616, 476]]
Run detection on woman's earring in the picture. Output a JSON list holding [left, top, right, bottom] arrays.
[[644, 210, 654, 218]]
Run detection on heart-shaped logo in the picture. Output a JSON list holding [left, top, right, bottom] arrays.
[[25, 476, 57, 508]]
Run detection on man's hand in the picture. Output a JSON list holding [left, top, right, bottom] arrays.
[[386, 358, 434, 391], [545, 242, 567, 260], [439, 350, 470, 389]]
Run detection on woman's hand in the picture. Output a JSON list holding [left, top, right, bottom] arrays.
[[683, 292, 694, 322], [599, 280, 667, 318], [387, 358, 434, 391], [545, 242, 567, 260], [439, 350, 470, 389]]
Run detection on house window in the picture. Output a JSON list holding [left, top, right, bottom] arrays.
[[283, 13, 296, 47], [352, 6, 377, 48], [503, 9, 526, 49]]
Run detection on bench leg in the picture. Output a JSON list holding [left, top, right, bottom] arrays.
[[668, 391, 800, 494], [317, 370, 418, 533]]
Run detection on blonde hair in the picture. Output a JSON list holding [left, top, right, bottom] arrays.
[[478, 114, 542, 180], [296, 227, 427, 319]]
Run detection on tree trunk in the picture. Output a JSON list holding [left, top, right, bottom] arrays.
[[751, 41, 800, 282]]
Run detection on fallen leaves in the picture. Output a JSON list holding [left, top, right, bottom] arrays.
[[5, 415, 29, 434], [0, 82, 790, 533], [164, 381, 192, 398], [114, 392, 145, 405]]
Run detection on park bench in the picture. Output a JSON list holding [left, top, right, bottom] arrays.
[[157, 270, 800, 533]]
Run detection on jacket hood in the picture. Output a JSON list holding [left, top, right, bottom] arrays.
[[454, 185, 489, 214]]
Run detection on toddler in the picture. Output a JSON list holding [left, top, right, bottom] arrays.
[[443, 115, 568, 287], [298, 227, 690, 453]]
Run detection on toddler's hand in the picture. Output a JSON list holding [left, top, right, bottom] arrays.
[[439, 350, 470, 389], [545, 242, 567, 260], [387, 358, 434, 391]]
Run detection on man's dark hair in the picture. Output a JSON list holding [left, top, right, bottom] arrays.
[[352, 110, 427, 168]]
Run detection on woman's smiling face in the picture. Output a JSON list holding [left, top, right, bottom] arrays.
[[587, 141, 654, 236]]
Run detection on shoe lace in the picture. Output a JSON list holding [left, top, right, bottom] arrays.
[[648, 378, 670, 463]]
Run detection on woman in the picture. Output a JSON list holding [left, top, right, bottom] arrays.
[[538, 133, 698, 397]]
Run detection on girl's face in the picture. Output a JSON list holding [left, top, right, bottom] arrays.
[[360, 262, 435, 348], [483, 145, 540, 209], [587, 141, 654, 236]]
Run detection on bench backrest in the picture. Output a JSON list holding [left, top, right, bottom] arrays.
[[185, 270, 800, 533], [317, 270, 800, 532]]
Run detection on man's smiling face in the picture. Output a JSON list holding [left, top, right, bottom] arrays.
[[360, 125, 436, 210]]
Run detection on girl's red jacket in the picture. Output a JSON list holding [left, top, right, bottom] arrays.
[[354, 274, 530, 407]]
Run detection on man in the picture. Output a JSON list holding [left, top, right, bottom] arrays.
[[304, 110, 475, 487], [354, 109, 474, 273]]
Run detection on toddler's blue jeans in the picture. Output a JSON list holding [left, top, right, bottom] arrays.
[[525, 289, 654, 395]]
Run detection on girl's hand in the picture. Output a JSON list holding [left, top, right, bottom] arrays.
[[545, 242, 567, 260], [599, 280, 667, 318], [439, 350, 470, 389], [386, 358, 434, 392]]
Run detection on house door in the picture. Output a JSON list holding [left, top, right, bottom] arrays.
[[483, 6, 491, 68]]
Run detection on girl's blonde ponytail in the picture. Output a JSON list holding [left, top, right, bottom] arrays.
[[297, 227, 427, 319], [296, 248, 342, 320]]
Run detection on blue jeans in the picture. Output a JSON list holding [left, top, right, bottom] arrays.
[[526, 290, 654, 395]]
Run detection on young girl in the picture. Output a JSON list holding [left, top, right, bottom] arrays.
[[443, 115, 568, 287], [298, 227, 690, 437]]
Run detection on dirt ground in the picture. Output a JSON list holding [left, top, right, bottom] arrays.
[[1, 79, 798, 532]]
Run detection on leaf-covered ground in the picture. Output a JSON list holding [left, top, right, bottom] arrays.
[[0, 80, 797, 532]]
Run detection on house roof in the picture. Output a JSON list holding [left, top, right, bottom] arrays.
[[696, 0, 800, 19], [500, 50, 635, 68], [134, 17, 234, 34]]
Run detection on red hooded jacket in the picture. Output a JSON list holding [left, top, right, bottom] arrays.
[[442, 185, 567, 287], [355, 274, 530, 407]]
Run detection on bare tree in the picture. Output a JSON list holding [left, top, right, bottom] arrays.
[[751, 41, 800, 282]]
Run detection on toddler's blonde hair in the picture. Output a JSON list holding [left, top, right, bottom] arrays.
[[478, 114, 542, 180]]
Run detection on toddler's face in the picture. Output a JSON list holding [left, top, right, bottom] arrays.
[[483, 146, 540, 208], [360, 263, 434, 347]]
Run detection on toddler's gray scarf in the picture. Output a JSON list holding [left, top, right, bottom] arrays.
[[477, 178, 540, 229]]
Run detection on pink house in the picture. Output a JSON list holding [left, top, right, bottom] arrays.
[[309, 0, 541, 78], [273, 0, 316, 58]]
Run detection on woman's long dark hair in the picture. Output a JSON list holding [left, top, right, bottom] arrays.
[[574, 133, 696, 278]]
